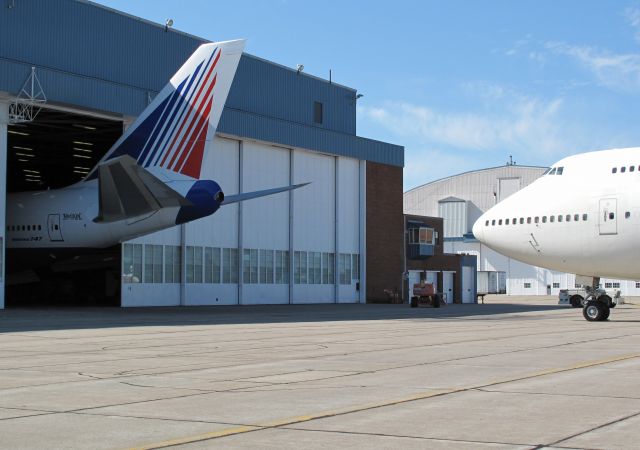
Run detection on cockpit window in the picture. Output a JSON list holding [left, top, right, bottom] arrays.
[[549, 168, 557, 175], [556, 166, 564, 175], [542, 168, 551, 175]]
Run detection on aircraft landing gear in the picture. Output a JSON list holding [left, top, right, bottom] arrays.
[[580, 277, 612, 322], [583, 299, 610, 321]]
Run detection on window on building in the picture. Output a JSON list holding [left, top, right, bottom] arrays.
[[123, 243, 143, 283], [144, 244, 163, 283], [186, 246, 203, 283], [243, 248, 259, 284], [524, 282, 531, 288], [204, 247, 221, 284], [352, 254, 360, 281], [605, 282, 612, 288], [274, 250, 289, 284], [322, 253, 330, 284], [222, 248, 238, 284], [313, 101, 323, 124], [553, 282, 560, 288], [339, 253, 352, 285], [636, 282, 640, 288], [409, 227, 435, 245], [164, 246, 181, 283], [613, 282, 621, 288], [328, 252, 335, 284], [575, 283, 583, 288], [294, 251, 308, 284], [259, 249, 274, 284]]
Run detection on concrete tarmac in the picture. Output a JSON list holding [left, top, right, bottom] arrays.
[[1, 296, 639, 449]]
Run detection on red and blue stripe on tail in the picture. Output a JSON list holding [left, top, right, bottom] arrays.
[[87, 40, 245, 181]]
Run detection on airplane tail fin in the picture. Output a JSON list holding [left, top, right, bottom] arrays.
[[87, 39, 245, 180]]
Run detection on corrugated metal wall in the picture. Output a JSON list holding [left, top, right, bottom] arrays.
[[438, 200, 467, 238], [404, 166, 547, 218], [0, 0, 403, 167]]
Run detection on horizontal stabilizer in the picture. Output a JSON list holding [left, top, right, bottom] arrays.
[[94, 155, 191, 223], [222, 183, 310, 205]]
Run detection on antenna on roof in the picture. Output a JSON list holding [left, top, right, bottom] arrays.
[[507, 155, 516, 166]]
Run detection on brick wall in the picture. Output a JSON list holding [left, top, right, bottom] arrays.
[[366, 162, 404, 302]]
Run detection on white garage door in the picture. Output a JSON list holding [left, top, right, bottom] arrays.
[[462, 266, 475, 303], [442, 271, 454, 303]]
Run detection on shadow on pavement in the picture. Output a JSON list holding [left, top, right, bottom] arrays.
[[0, 302, 570, 333]]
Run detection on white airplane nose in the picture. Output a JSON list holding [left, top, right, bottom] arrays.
[[472, 217, 485, 243]]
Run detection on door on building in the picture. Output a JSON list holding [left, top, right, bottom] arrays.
[[462, 266, 475, 303], [408, 271, 421, 299], [599, 198, 617, 235], [47, 214, 64, 242], [498, 178, 521, 202], [426, 271, 438, 293], [442, 271, 454, 303]]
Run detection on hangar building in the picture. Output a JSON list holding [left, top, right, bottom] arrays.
[[404, 164, 638, 296], [0, 0, 404, 308]]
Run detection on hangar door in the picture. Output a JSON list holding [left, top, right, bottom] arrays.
[[461, 266, 475, 303], [498, 178, 520, 203]]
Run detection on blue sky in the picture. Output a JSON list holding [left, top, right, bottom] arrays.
[[96, 0, 640, 190]]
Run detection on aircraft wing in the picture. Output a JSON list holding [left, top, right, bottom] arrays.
[[94, 155, 192, 223], [222, 183, 310, 205]]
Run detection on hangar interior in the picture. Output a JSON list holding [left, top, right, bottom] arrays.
[[4, 107, 122, 306], [0, 0, 404, 308]]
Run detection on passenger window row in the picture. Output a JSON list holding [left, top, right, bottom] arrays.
[[612, 166, 637, 173], [485, 213, 588, 227], [7, 224, 42, 232]]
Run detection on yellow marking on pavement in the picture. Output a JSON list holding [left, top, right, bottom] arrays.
[[127, 353, 640, 449], [129, 426, 262, 450]]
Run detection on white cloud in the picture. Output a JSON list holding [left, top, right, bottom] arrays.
[[359, 88, 565, 156], [625, 6, 640, 42], [547, 42, 640, 93]]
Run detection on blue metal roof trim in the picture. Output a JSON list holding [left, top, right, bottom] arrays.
[[0, 0, 402, 166], [219, 108, 404, 167]]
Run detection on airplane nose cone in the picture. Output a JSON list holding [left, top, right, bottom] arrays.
[[472, 217, 485, 242]]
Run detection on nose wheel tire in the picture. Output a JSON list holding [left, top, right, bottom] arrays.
[[583, 300, 610, 321]]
